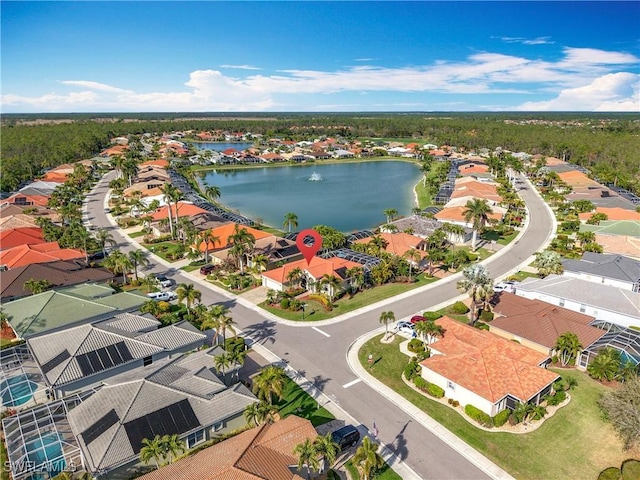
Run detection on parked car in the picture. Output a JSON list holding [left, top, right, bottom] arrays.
[[155, 275, 172, 288], [147, 291, 177, 301], [394, 320, 416, 337], [200, 264, 215, 275], [331, 425, 360, 451], [410, 315, 426, 324], [494, 280, 518, 293]]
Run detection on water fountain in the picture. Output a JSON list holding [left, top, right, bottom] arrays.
[[308, 172, 323, 181]]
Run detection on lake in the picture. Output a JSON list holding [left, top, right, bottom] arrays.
[[201, 161, 422, 232], [192, 142, 254, 152]]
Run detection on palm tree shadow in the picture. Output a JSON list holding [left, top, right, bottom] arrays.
[[243, 320, 277, 345]]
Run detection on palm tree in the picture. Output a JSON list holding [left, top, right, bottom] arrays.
[[379, 311, 395, 338], [227, 224, 256, 274], [23, 278, 52, 295], [104, 250, 133, 284], [252, 365, 287, 405], [287, 267, 305, 289], [463, 198, 494, 251], [201, 304, 236, 345], [403, 248, 422, 279], [94, 228, 117, 258], [313, 432, 339, 474], [227, 348, 247, 381], [533, 250, 564, 277], [320, 274, 342, 302], [198, 228, 220, 264], [176, 283, 202, 317], [128, 249, 150, 282], [369, 235, 388, 254], [346, 266, 366, 292], [383, 208, 398, 224], [244, 401, 277, 427], [204, 185, 221, 203], [283, 212, 299, 233], [587, 347, 621, 382], [414, 319, 444, 345], [214, 352, 232, 382], [252, 253, 268, 272], [554, 332, 582, 367], [162, 434, 185, 464], [353, 436, 384, 480], [420, 161, 431, 187], [139, 435, 165, 469], [456, 264, 493, 325], [293, 438, 320, 480], [160, 183, 182, 239]]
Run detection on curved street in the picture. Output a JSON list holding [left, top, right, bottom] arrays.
[[84, 172, 555, 479]]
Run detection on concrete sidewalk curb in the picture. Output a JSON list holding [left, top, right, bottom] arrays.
[[347, 327, 516, 480]]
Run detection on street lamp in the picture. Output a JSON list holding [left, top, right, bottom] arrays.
[[301, 303, 307, 320]]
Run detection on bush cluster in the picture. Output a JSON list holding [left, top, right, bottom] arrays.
[[464, 404, 493, 428], [450, 301, 470, 315], [404, 360, 421, 381], [479, 310, 494, 322], [493, 409, 510, 427], [447, 398, 460, 408], [422, 311, 442, 321], [427, 383, 445, 398], [545, 390, 567, 406], [308, 293, 332, 311], [407, 338, 426, 354]]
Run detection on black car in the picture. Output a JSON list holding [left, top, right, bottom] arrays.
[[331, 425, 360, 451], [200, 264, 215, 275]]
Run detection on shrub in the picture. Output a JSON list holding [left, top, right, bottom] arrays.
[[464, 404, 493, 428], [451, 301, 470, 315], [447, 398, 460, 408], [408, 338, 426, 353], [403, 360, 421, 381], [157, 301, 171, 313], [622, 460, 640, 480], [474, 322, 490, 331], [280, 298, 290, 310], [546, 390, 566, 406], [493, 409, 510, 427], [479, 310, 494, 322], [597, 467, 622, 480], [308, 293, 332, 311], [422, 311, 442, 321], [413, 376, 428, 391], [426, 383, 445, 399], [225, 336, 246, 354]]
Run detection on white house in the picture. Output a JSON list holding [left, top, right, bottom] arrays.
[[562, 252, 640, 292]]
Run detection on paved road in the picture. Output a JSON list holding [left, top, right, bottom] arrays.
[[85, 172, 554, 479]]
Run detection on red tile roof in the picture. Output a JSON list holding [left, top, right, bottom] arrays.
[[192, 223, 271, 252], [355, 233, 425, 258], [0, 227, 46, 250], [422, 316, 559, 403], [150, 202, 208, 221], [0, 242, 85, 269], [0, 194, 50, 207], [579, 207, 640, 222], [138, 415, 316, 480], [262, 255, 361, 284]]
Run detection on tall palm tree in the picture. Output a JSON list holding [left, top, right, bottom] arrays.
[[456, 264, 493, 325], [201, 304, 236, 345], [353, 436, 384, 480], [139, 435, 165, 469], [287, 267, 305, 289], [162, 434, 185, 464], [533, 250, 564, 277], [251, 253, 268, 272], [379, 311, 395, 337], [104, 250, 133, 284], [198, 229, 220, 264], [554, 332, 582, 367], [293, 438, 320, 480], [369, 235, 388, 254], [160, 183, 182, 239], [227, 348, 247, 381], [313, 433, 339, 474], [320, 274, 342, 302], [414, 319, 444, 345], [204, 185, 221, 203], [383, 208, 398, 224], [214, 352, 232, 382], [346, 266, 365, 292], [244, 401, 277, 427], [252, 365, 288, 405], [128, 249, 150, 282], [176, 283, 202, 317], [283, 212, 299, 233], [227, 224, 256, 274], [420, 161, 431, 187], [94, 228, 117, 258], [463, 198, 494, 251], [403, 248, 422, 279]]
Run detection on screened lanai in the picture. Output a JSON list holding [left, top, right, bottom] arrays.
[[2, 391, 95, 479], [320, 248, 382, 272], [579, 321, 640, 368], [1, 343, 46, 410]]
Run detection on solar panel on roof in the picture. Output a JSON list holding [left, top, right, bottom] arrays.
[[106, 344, 123, 364], [41, 350, 70, 374], [86, 350, 102, 371], [124, 399, 199, 451], [96, 348, 114, 370], [82, 409, 119, 445], [76, 355, 93, 377], [76, 341, 134, 376], [116, 342, 133, 362]]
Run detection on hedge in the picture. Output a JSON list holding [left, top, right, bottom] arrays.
[[479, 310, 494, 322], [493, 409, 510, 427], [413, 376, 428, 390], [422, 311, 442, 321], [622, 460, 640, 480], [404, 360, 421, 381], [598, 467, 622, 480], [407, 338, 426, 353], [546, 390, 566, 406], [426, 383, 445, 398], [451, 301, 470, 314], [464, 404, 493, 428]]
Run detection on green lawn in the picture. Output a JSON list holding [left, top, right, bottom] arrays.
[[276, 377, 335, 427], [414, 180, 433, 209], [359, 334, 630, 480], [480, 228, 519, 246], [128, 230, 146, 238], [261, 275, 439, 322], [141, 241, 184, 263], [344, 460, 402, 480]]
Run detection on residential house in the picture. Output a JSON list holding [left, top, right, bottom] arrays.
[[515, 275, 640, 329], [579, 207, 640, 223], [594, 234, 640, 261], [0, 213, 41, 231], [0, 242, 85, 270], [420, 316, 560, 417], [28, 314, 206, 398], [434, 205, 505, 228], [0, 193, 50, 207], [383, 215, 473, 244], [193, 223, 272, 260], [354, 232, 427, 266], [0, 227, 46, 250], [490, 292, 606, 363], [66, 348, 257, 477], [0, 260, 114, 301], [561, 252, 640, 292], [138, 415, 317, 480]]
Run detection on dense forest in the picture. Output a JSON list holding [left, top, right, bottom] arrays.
[[1, 112, 639, 194]]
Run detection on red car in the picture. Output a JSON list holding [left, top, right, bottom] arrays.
[[410, 315, 426, 324]]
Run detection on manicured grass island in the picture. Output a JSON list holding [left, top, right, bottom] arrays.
[[359, 334, 630, 480]]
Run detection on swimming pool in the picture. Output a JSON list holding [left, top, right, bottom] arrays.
[[1, 374, 38, 407], [25, 432, 66, 476]]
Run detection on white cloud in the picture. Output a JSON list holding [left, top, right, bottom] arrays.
[[514, 72, 640, 111], [496, 36, 554, 45], [219, 64, 262, 70], [3, 47, 639, 111]]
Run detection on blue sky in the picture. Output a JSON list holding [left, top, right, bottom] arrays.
[[2, 1, 639, 112]]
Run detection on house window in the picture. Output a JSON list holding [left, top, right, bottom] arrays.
[[143, 356, 153, 366], [447, 381, 455, 391], [187, 429, 204, 448], [558, 298, 565, 307], [211, 421, 224, 433], [579, 304, 586, 313]]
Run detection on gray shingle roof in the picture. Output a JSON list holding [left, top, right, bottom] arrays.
[[134, 321, 205, 349], [100, 313, 160, 334], [562, 253, 640, 284]]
